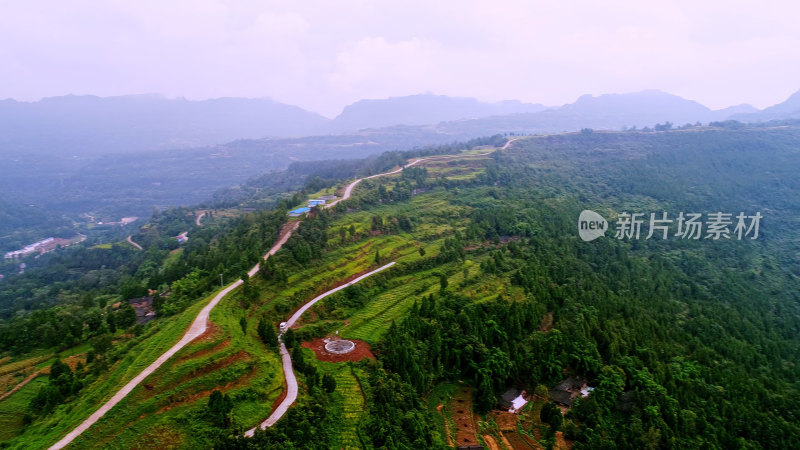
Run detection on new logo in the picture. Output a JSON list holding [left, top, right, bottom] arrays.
[[578, 210, 608, 242]]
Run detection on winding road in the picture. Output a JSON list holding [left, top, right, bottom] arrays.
[[49, 143, 509, 448], [126, 236, 142, 251], [244, 261, 395, 437], [49, 222, 298, 450]]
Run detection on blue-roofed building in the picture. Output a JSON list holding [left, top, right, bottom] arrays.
[[308, 199, 326, 206], [288, 207, 311, 217]]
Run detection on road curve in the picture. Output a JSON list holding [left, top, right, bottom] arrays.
[[325, 150, 492, 209], [501, 137, 518, 150], [51, 148, 498, 448], [244, 261, 396, 437], [49, 222, 299, 450], [126, 236, 143, 251]]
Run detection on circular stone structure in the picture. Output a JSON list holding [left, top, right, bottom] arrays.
[[324, 339, 355, 355]]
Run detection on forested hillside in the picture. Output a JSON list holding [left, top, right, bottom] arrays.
[[1, 126, 798, 449]]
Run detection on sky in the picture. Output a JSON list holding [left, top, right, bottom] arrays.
[[2, 0, 799, 117]]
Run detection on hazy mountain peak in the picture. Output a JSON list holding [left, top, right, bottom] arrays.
[[731, 89, 800, 122], [332, 94, 547, 131]]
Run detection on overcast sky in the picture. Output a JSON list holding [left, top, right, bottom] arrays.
[[2, 0, 799, 117]]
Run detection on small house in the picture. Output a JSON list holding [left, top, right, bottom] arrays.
[[308, 199, 326, 207], [549, 376, 591, 407], [500, 387, 528, 413], [128, 296, 156, 325]]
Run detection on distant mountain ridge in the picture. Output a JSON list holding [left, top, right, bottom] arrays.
[[0, 95, 331, 155], [731, 89, 800, 122], [331, 94, 548, 130], [1, 90, 791, 159]]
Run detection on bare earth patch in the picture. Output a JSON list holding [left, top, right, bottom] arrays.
[[302, 337, 375, 363], [483, 434, 499, 450], [450, 387, 480, 447]]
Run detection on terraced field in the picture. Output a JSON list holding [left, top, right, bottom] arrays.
[[343, 272, 438, 342], [331, 365, 365, 449]]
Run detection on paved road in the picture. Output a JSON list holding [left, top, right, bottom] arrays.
[[126, 236, 142, 251], [325, 150, 493, 209], [244, 261, 396, 437], [501, 137, 518, 150], [48, 221, 299, 450], [50, 147, 500, 448]]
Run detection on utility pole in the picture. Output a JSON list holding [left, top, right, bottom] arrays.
[[219, 273, 223, 288]]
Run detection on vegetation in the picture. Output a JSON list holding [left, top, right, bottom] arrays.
[[1, 125, 799, 449]]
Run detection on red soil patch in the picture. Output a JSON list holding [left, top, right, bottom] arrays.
[[155, 365, 258, 414], [504, 431, 541, 450], [178, 322, 227, 362], [491, 410, 519, 431], [276, 221, 300, 246], [436, 403, 454, 447], [555, 431, 572, 450], [270, 382, 288, 412], [450, 387, 480, 447], [483, 435, 500, 450], [302, 337, 375, 363], [179, 351, 250, 383]]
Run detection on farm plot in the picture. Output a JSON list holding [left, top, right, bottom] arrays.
[[331, 365, 366, 449]]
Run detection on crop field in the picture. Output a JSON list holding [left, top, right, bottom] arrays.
[[328, 364, 365, 449], [0, 376, 47, 441], [342, 269, 441, 342]]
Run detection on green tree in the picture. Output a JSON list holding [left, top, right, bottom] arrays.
[[257, 318, 278, 349], [438, 273, 448, 291], [322, 373, 337, 393], [283, 328, 296, 349], [116, 302, 137, 328], [206, 390, 233, 427], [541, 401, 563, 430]]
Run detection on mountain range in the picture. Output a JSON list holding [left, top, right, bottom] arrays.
[[1, 88, 799, 225], [2, 89, 798, 159]]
